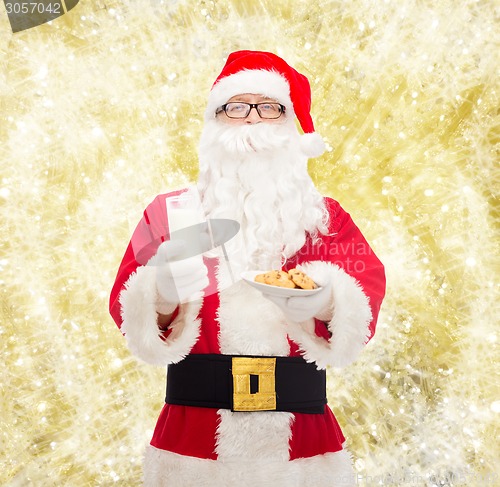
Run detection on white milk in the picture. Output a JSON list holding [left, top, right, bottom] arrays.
[[168, 208, 204, 233]]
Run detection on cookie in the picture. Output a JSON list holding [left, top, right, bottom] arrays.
[[288, 269, 317, 290], [254, 273, 268, 284], [254, 270, 297, 288]]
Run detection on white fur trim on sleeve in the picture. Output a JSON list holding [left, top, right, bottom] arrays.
[[285, 261, 372, 369], [119, 265, 202, 366]]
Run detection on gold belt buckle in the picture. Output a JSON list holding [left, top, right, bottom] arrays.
[[231, 357, 276, 411]]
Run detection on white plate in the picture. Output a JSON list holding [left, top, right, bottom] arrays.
[[241, 271, 322, 297]]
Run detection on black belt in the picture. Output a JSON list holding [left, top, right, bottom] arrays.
[[166, 354, 327, 414]]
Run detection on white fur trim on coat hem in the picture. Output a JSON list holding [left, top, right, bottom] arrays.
[[143, 444, 356, 487], [119, 265, 202, 365], [286, 261, 372, 369]]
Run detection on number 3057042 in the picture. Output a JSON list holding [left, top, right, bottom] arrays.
[[5, 3, 62, 14]]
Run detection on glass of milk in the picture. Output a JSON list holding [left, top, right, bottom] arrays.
[[165, 187, 235, 284], [166, 188, 205, 233]]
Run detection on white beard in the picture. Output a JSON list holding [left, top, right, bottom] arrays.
[[197, 119, 328, 271]]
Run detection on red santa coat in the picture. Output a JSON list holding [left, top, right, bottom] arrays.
[[109, 190, 385, 487]]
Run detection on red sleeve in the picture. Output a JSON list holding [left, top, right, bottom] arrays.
[[325, 197, 386, 339], [287, 197, 386, 341], [109, 190, 185, 330]]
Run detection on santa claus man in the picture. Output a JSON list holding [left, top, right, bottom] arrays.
[[109, 50, 386, 486]]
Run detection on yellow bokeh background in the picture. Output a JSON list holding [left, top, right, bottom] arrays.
[[1, 0, 498, 485]]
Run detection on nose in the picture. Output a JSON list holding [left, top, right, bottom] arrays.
[[245, 106, 261, 124]]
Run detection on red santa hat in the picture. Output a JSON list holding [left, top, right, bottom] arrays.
[[206, 50, 326, 158]]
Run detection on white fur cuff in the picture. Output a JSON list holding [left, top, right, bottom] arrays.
[[119, 265, 202, 365], [286, 261, 373, 369]]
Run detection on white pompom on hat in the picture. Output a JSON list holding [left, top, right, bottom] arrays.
[[206, 50, 326, 158]]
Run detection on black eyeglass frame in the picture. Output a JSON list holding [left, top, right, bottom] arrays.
[[216, 102, 286, 119]]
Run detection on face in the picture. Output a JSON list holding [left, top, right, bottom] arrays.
[[216, 93, 286, 125]]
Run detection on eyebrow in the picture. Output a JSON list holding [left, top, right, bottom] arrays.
[[227, 95, 279, 103]]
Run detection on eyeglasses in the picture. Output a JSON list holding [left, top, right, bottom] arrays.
[[216, 102, 286, 119]]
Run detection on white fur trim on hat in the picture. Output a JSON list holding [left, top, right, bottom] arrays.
[[205, 69, 294, 120]]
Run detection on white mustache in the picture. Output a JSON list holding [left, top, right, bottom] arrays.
[[215, 123, 292, 154]]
